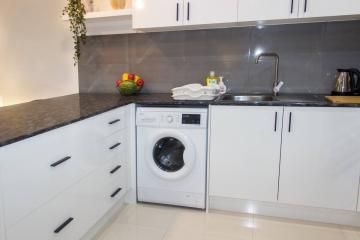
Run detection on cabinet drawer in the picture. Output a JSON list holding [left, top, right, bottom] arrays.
[[98, 130, 127, 162], [6, 161, 128, 240], [0, 123, 96, 228], [93, 108, 127, 139]]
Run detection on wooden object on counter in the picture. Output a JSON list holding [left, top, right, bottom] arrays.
[[325, 96, 360, 104]]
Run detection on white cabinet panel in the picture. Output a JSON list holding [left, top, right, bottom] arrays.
[[0, 187, 4, 240], [238, 0, 298, 22], [299, 0, 360, 18], [184, 0, 238, 26], [279, 107, 360, 211], [133, 0, 183, 29], [0, 122, 98, 228], [209, 106, 283, 202]]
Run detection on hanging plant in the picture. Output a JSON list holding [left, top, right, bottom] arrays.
[[63, 0, 87, 65]]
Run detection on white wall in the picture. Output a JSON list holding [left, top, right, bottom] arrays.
[[0, 0, 78, 106]]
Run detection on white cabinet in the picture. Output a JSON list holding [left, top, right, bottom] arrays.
[[133, 0, 183, 29], [238, 0, 298, 22], [184, 0, 238, 26], [0, 188, 4, 240], [279, 107, 360, 211], [299, 0, 360, 18], [133, 0, 238, 29], [0, 105, 132, 240], [209, 106, 283, 203]]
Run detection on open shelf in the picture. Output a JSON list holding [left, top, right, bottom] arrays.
[[62, 9, 135, 36]]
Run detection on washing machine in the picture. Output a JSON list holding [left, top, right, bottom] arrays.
[[136, 107, 208, 209]]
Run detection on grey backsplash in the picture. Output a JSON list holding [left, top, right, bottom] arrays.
[[79, 20, 360, 94]]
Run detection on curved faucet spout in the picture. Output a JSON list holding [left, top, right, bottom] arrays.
[[255, 53, 282, 96]]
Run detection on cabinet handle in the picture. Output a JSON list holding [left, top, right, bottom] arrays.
[[290, 0, 294, 13], [110, 165, 122, 174], [304, 0, 308, 12], [274, 112, 278, 132], [288, 112, 292, 133], [187, 2, 190, 21], [110, 188, 122, 198], [109, 142, 121, 150], [54, 217, 74, 234], [50, 156, 71, 168], [108, 119, 120, 125], [176, 3, 179, 21]]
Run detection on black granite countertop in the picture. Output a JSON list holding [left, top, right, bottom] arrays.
[[0, 93, 359, 148]]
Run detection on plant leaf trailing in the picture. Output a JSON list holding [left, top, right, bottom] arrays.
[[63, 0, 87, 66]]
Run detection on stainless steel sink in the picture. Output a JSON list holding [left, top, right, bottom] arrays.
[[219, 94, 320, 103], [220, 95, 276, 102]]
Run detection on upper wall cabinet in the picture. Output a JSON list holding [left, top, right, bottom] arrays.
[[183, 0, 238, 26], [133, 0, 238, 29], [133, 0, 183, 29], [238, 0, 298, 22], [299, 0, 360, 18]]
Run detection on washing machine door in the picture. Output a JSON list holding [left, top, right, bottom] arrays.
[[147, 130, 196, 180]]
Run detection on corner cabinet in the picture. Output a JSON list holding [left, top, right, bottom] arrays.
[[279, 107, 360, 211], [0, 104, 134, 240], [133, 0, 238, 29], [209, 106, 283, 203]]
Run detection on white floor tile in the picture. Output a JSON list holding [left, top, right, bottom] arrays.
[[97, 203, 358, 240], [115, 203, 181, 229], [98, 222, 166, 240]]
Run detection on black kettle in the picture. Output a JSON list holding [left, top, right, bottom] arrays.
[[332, 68, 360, 96]]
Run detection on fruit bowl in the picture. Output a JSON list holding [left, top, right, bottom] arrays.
[[116, 73, 144, 96]]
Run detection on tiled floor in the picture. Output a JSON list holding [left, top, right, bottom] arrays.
[[97, 203, 360, 240]]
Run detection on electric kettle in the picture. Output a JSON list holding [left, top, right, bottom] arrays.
[[332, 68, 360, 96]]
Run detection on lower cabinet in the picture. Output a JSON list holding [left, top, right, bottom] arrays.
[[0, 190, 4, 240], [209, 106, 283, 202], [209, 105, 360, 216], [0, 105, 132, 240], [279, 107, 360, 211], [6, 155, 128, 240]]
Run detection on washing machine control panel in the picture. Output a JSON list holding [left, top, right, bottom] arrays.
[[136, 108, 207, 128], [182, 114, 201, 125]]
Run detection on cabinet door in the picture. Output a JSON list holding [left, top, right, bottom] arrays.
[[209, 106, 283, 202], [238, 0, 298, 22], [133, 0, 183, 29], [279, 107, 360, 211], [299, 0, 360, 18], [183, 0, 238, 26]]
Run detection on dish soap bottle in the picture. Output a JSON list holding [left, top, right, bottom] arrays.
[[219, 76, 227, 94], [205, 71, 219, 87]]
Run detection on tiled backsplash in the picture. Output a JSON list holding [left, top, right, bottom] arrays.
[[79, 20, 360, 94]]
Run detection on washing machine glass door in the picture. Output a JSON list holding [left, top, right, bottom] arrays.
[[148, 130, 195, 180], [153, 137, 185, 172]]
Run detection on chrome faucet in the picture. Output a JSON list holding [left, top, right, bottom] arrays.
[[255, 52, 284, 96]]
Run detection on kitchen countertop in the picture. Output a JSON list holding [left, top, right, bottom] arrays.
[[0, 93, 359, 148]]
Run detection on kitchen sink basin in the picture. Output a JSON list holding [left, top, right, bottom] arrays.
[[219, 94, 321, 103], [220, 95, 277, 102]]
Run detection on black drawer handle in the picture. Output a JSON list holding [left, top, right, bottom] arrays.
[[274, 112, 278, 132], [109, 142, 121, 150], [288, 112, 292, 133], [110, 165, 122, 174], [110, 188, 122, 198], [50, 156, 71, 168], [54, 217, 74, 234], [108, 119, 120, 125]]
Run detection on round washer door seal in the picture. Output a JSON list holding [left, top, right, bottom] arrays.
[[147, 129, 196, 180]]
